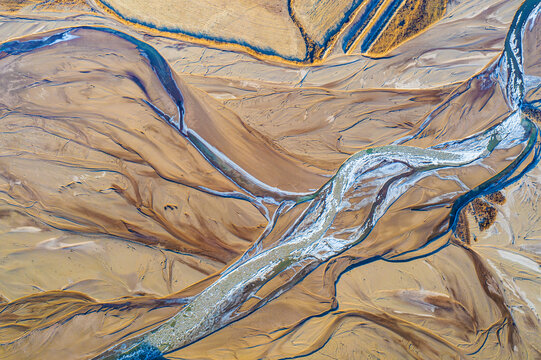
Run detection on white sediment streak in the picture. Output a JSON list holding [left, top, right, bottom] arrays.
[[113, 112, 530, 356]]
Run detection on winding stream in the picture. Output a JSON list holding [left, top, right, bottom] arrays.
[[82, 1, 541, 358]]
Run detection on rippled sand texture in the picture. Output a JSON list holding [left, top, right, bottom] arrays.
[[95, 0, 446, 62], [0, 0, 540, 359]]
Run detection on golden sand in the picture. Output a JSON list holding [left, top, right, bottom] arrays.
[[0, 0, 539, 359]]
